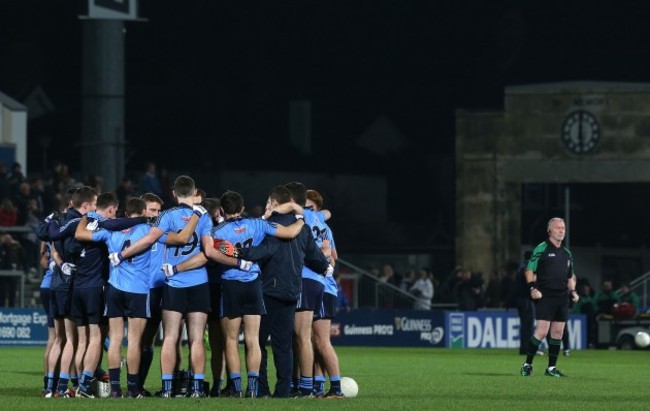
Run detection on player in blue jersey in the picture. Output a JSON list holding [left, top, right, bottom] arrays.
[[285, 182, 331, 396], [137, 193, 164, 395], [74, 198, 148, 397], [110, 175, 242, 398], [306, 189, 343, 398]]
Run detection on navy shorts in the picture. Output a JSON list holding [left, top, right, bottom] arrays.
[[40, 288, 55, 327], [221, 278, 266, 318], [535, 290, 569, 322], [50, 290, 72, 319], [314, 293, 336, 321], [149, 286, 163, 324], [296, 278, 325, 313], [71, 286, 105, 326], [162, 283, 211, 315], [209, 281, 223, 321], [105, 284, 150, 319]]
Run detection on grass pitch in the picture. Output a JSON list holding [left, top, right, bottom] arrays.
[[0, 346, 648, 410]]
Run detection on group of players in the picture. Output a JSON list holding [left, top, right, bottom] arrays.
[[38, 175, 344, 399]]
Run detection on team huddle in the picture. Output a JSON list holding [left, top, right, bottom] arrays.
[[37, 175, 343, 399]]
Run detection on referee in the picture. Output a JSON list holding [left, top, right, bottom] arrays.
[[520, 217, 579, 377]]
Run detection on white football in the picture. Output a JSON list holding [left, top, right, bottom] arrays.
[[340, 376, 358, 398], [635, 331, 650, 348]]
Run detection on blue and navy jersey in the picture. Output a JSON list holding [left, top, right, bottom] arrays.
[[148, 231, 168, 289], [154, 204, 212, 288], [323, 224, 337, 296], [212, 217, 278, 282], [40, 243, 54, 289], [301, 208, 329, 282], [69, 211, 109, 289], [92, 223, 151, 294]]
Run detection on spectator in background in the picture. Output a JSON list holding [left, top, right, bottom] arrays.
[[0, 163, 9, 200], [84, 175, 104, 193], [0, 198, 18, 226], [410, 267, 434, 310], [8, 162, 25, 195], [116, 176, 135, 217], [618, 282, 640, 314], [0, 232, 28, 307], [13, 181, 33, 225], [484, 267, 504, 308], [454, 269, 485, 310], [29, 177, 46, 216], [572, 283, 597, 348], [439, 266, 464, 304], [335, 277, 351, 313], [139, 161, 162, 198], [52, 161, 75, 191], [594, 280, 619, 317], [400, 268, 416, 292], [380, 263, 402, 288]]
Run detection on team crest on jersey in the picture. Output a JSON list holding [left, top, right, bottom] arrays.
[[235, 227, 246, 234], [181, 216, 190, 222], [121, 228, 132, 234]]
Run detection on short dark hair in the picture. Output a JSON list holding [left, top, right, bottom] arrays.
[[140, 192, 163, 206], [269, 186, 291, 205], [71, 186, 97, 209], [201, 198, 221, 217], [97, 192, 119, 210], [173, 175, 195, 197], [220, 191, 244, 215], [125, 198, 146, 217], [285, 181, 307, 206]]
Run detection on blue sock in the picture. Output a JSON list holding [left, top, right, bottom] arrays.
[[57, 373, 69, 394], [162, 374, 173, 393], [80, 370, 94, 392], [139, 347, 154, 389], [291, 377, 299, 391], [71, 375, 79, 388], [229, 372, 242, 393], [299, 376, 313, 394], [192, 373, 204, 393], [247, 372, 259, 394], [330, 375, 341, 391], [127, 373, 140, 394], [109, 368, 121, 395], [46, 372, 55, 391], [313, 375, 326, 395]]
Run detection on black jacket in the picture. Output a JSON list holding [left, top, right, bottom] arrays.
[[238, 212, 329, 303]]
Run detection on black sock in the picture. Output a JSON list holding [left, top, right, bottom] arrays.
[[525, 336, 542, 364], [548, 338, 561, 368]]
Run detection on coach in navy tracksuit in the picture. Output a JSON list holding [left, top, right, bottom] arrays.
[[238, 186, 329, 398]]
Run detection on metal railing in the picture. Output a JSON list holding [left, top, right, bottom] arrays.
[[337, 258, 422, 310], [625, 271, 650, 309]]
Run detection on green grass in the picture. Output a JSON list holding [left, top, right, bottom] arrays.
[[1, 346, 648, 410]]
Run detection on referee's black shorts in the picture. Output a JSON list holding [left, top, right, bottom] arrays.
[[534, 290, 569, 322]]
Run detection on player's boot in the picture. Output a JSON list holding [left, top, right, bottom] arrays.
[[520, 363, 533, 376], [323, 388, 345, 399], [544, 368, 567, 377]]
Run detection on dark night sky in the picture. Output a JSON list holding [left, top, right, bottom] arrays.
[[3, 1, 650, 253]]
